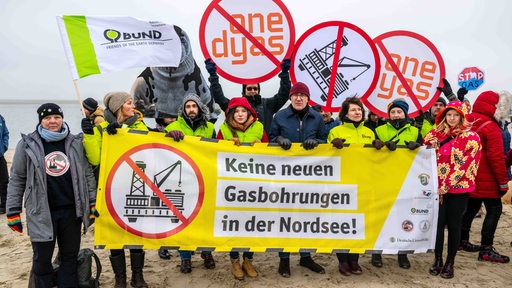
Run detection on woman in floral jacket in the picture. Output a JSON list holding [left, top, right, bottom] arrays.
[[423, 100, 482, 279]]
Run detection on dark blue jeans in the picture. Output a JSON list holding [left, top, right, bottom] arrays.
[[31, 209, 82, 288], [230, 251, 254, 259], [461, 197, 502, 246], [279, 252, 311, 259]]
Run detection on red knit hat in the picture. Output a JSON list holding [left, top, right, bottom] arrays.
[[435, 100, 468, 125], [289, 82, 310, 98]]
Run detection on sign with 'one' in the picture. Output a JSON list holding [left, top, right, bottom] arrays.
[[199, 0, 295, 84]]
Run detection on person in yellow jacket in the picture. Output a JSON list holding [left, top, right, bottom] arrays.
[[372, 98, 423, 270], [164, 93, 217, 274], [164, 93, 215, 138], [83, 91, 149, 288], [327, 96, 378, 276], [217, 97, 268, 145], [216, 96, 267, 280]]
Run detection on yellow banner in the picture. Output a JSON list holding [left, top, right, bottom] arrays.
[[94, 130, 438, 254]]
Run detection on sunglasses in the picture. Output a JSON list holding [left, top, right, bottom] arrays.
[[246, 87, 258, 91]]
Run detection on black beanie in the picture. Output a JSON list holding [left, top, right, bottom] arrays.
[[37, 103, 63, 123], [82, 97, 98, 113]]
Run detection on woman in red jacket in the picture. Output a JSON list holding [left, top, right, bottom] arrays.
[[424, 100, 482, 279], [460, 90, 510, 263]]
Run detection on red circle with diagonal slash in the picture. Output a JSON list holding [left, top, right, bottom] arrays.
[[365, 30, 446, 118], [105, 143, 204, 239], [291, 21, 380, 113], [199, 0, 295, 83]]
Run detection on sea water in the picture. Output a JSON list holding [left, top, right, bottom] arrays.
[[0, 101, 156, 149]]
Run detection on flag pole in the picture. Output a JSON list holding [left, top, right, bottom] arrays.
[[73, 79, 86, 118]]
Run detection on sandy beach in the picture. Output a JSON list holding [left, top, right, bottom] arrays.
[[1, 149, 511, 288]]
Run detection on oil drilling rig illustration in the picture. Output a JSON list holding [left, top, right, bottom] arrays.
[[124, 160, 185, 223], [297, 35, 372, 102]]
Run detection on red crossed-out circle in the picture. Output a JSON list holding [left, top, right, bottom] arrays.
[[365, 30, 446, 118], [291, 21, 380, 113], [105, 143, 204, 239], [199, 0, 295, 83]]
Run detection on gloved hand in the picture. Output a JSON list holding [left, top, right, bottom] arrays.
[[331, 138, 346, 149], [251, 139, 261, 146], [437, 78, 455, 99], [168, 130, 184, 142], [385, 140, 399, 151], [89, 205, 100, 220], [373, 139, 385, 150], [499, 183, 509, 196], [405, 141, 421, 150], [81, 118, 94, 135], [302, 139, 319, 150], [276, 136, 292, 150], [7, 213, 22, 233], [457, 87, 468, 101], [506, 149, 512, 166], [231, 137, 241, 146], [106, 122, 120, 135], [415, 109, 425, 123], [204, 58, 217, 75], [280, 58, 291, 73]]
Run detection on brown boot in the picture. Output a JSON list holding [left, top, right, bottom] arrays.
[[242, 257, 258, 277], [231, 257, 244, 280]]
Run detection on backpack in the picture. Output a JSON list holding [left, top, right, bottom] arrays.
[[77, 248, 102, 288], [29, 248, 102, 288]]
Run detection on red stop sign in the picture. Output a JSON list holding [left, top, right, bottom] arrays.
[[458, 66, 484, 91]]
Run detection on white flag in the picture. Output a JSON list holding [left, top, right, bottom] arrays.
[[56, 15, 182, 79]]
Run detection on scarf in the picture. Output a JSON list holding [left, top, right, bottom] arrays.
[[342, 116, 363, 128], [291, 105, 309, 120], [388, 118, 409, 129], [38, 122, 69, 142]]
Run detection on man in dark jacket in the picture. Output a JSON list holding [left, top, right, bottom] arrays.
[[205, 58, 291, 135], [268, 82, 327, 277]]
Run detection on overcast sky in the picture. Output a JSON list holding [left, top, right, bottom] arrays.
[[0, 0, 510, 104]]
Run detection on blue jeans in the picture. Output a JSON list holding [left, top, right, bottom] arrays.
[[230, 251, 254, 259], [179, 250, 211, 260], [279, 252, 310, 259]]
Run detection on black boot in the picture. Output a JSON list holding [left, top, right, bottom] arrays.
[[428, 254, 443, 276], [371, 254, 383, 267], [130, 251, 148, 288], [109, 253, 127, 288], [440, 255, 454, 279], [398, 254, 411, 269], [299, 256, 325, 274], [278, 258, 290, 278]]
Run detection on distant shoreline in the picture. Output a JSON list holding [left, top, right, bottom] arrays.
[[0, 99, 79, 104]]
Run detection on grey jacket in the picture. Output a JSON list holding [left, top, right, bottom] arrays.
[[6, 129, 97, 242]]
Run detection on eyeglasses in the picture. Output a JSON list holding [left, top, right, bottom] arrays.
[[246, 87, 258, 91], [291, 94, 308, 99]]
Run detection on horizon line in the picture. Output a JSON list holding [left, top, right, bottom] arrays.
[[0, 99, 82, 104]]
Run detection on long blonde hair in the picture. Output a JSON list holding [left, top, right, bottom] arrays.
[[435, 108, 471, 135]]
